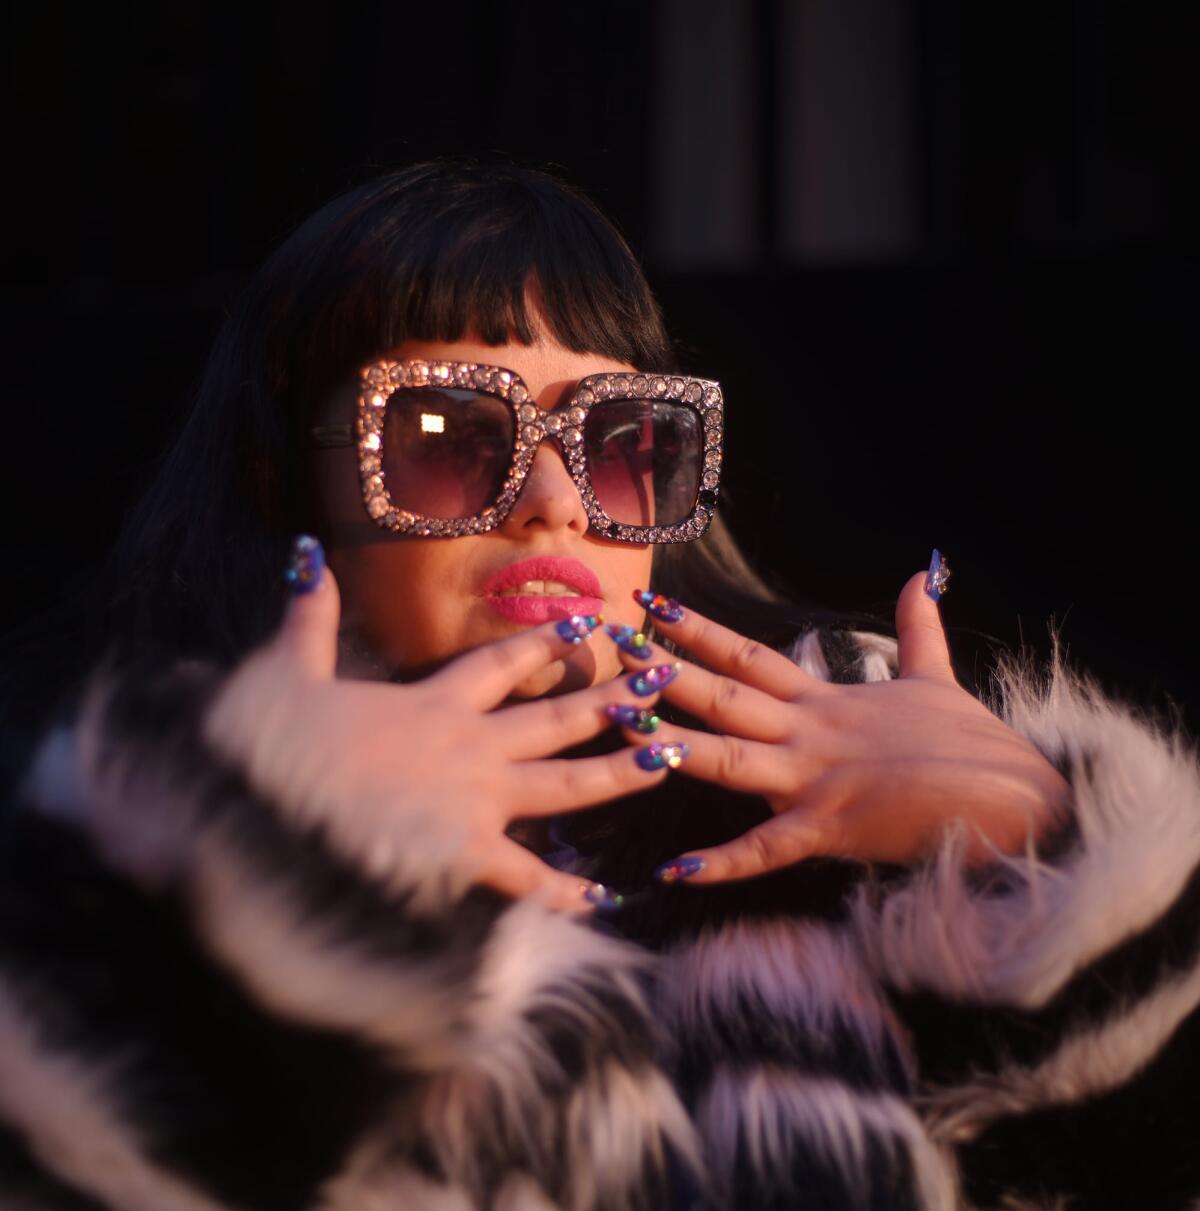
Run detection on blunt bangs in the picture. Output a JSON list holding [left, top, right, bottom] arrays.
[[257, 162, 675, 417]]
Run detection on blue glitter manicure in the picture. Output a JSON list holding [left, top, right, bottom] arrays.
[[925, 549, 951, 603], [654, 855, 705, 884], [634, 742, 689, 772], [581, 882, 625, 911], [285, 535, 325, 595], [603, 624, 655, 660], [555, 614, 602, 644], [605, 704, 661, 733], [632, 589, 685, 624], [628, 663, 681, 696]]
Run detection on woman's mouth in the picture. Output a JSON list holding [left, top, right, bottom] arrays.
[[482, 559, 604, 624], [484, 586, 604, 624], [494, 580, 586, 597]]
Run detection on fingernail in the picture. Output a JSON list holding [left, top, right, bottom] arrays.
[[654, 855, 705, 884], [286, 534, 325, 595], [635, 741, 689, 771], [581, 881, 625, 911], [628, 663, 681, 696], [632, 589, 684, 624], [605, 703, 661, 733], [925, 548, 951, 603], [556, 613, 603, 644], [603, 624, 655, 660]]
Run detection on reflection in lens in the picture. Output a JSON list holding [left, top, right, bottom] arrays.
[[382, 388, 513, 519], [584, 400, 701, 527]]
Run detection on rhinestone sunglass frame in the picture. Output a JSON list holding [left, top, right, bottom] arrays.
[[310, 358, 725, 544]]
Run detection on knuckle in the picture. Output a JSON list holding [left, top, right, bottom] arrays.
[[714, 736, 748, 785], [730, 636, 768, 679], [556, 758, 592, 802], [547, 694, 583, 734], [746, 827, 784, 871], [712, 675, 742, 715]]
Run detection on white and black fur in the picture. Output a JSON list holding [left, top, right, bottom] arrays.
[[3, 626, 1199, 1210]]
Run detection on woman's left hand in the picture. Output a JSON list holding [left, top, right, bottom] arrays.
[[608, 569, 1075, 884]]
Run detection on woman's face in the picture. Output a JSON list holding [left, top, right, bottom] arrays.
[[313, 326, 655, 699]]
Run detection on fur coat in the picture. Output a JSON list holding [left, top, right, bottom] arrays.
[[2, 624, 1199, 1211]]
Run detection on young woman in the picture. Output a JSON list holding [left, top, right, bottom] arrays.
[[3, 161, 1198, 1211]]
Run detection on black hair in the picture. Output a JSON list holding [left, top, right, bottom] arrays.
[[1, 159, 891, 778]]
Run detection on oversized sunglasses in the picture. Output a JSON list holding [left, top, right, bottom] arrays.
[[311, 358, 724, 543]]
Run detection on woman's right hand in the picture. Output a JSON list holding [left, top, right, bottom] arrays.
[[204, 559, 668, 914]]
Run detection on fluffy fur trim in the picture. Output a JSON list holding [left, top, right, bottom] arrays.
[[199, 657, 480, 912], [316, 1158, 477, 1211], [694, 1067, 960, 1210], [416, 899, 700, 1209], [785, 629, 834, 681], [849, 630, 901, 683], [661, 920, 937, 1208], [662, 918, 916, 1093], [316, 1163, 559, 1211], [0, 986, 233, 1211], [187, 829, 471, 1063], [919, 957, 1200, 1144], [850, 637, 1200, 1009]]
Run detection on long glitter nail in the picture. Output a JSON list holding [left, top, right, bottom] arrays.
[[632, 589, 684, 624], [555, 613, 603, 644], [925, 549, 951, 603], [603, 623, 655, 660], [286, 535, 325, 595], [654, 855, 705, 884], [605, 703, 661, 733], [628, 663, 681, 696], [581, 882, 625, 911], [634, 742, 689, 771]]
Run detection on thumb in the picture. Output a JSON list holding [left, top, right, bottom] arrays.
[[276, 535, 341, 680], [896, 548, 954, 680]]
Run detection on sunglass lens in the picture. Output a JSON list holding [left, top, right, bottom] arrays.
[[584, 401, 702, 528], [382, 388, 513, 520]]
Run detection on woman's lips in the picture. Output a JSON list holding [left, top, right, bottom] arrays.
[[481, 556, 604, 625], [485, 595, 605, 624]]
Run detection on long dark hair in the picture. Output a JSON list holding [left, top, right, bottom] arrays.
[[2, 159, 890, 787]]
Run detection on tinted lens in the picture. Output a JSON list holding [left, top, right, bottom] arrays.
[[381, 388, 513, 519], [583, 400, 702, 527]]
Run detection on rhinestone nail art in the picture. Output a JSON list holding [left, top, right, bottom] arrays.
[[633, 590, 684, 624], [629, 663, 681, 696], [605, 704, 661, 733], [603, 624, 655, 660], [635, 742, 689, 771], [925, 549, 951, 602], [654, 855, 705, 884], [581, 882, 625, 910], [285, 535, 325, 595], [555, 613, 603, 644]]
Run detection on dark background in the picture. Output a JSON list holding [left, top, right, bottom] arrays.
[[2, 1, 1196, 730]]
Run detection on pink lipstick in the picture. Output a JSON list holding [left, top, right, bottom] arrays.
[[482, 556, 604, 625]]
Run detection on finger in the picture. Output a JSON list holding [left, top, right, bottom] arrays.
[[275, 535, 341, 680], [896, 554, 955, 681], [630, 590, 815, 700], [481, 838, 624, 915], [496, 673, 663, 760], [640, 658, 796, 743], [433, 613, 604, 710], [512, 745, 672, 816], [612, 719, 807, 797], [655, 807, 839, 886]]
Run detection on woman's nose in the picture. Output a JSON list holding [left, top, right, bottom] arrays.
[[500, 441, 590, 537]]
